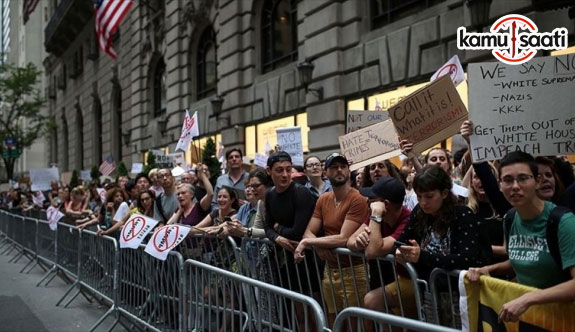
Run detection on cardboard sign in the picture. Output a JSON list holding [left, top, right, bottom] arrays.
[[46, 206, 65, 231], [346, 110, 389, 134], [30, 168, 60, 191], [253, 153, 268, 168], [276, 126, 303, 166], [468, 54, 575, 162], [120, 214, 159, 249], [131, 163, 143, 174], [388, 75, 468, 155], [338, 119, 401, 172], [145, 224, 191, 261]]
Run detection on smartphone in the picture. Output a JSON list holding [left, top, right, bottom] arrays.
[[223, 216, 232, 223], [394, 240, 408, 248]]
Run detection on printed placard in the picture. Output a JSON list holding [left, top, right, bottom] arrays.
[[338, 119, 401, 172], [276, 126, 303, 166], [346, 110, 389, 134], [96, 188, 107, 203], [145, 224, 191, 260], [30, 168, 60, 191], [46, 206, 65, 231], [120, 214, 159, 249], [468, 54, 575, 162], [388, 75, 468, 155]]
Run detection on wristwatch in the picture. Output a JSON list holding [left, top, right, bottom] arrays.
[[247, 228, 253, 237], [370, 215, 382, 223]]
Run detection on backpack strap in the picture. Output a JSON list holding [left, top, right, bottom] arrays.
[[546, 206, 571, 281]]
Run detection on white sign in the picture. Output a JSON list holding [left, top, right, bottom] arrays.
[[30, 168, 60, 191], [254, 153, 268, 168], [96, 188, 107, 203], [431, 54, 465, 86], [145, 225, 191, 261], [80, 170, 92, 181], [120, 214, 159, 249], [32, 191, 45, 207], [468, 54, 575, 162], [276, 126, 303, 166], [346, 110, 389, 134], [46, 206, 65, 231], [175, 110, 199, 152], [131, 163, 143, 174]]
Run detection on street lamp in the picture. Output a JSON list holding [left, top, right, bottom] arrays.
[[211, 94, 230, 125], [297, 59, 324, 100]]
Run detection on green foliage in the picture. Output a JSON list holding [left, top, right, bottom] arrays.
[[69, 170, 80, 188], [116, 161, 129, 178], [202, 138, 221, 185], [90, 165, 101, 181], [142, 150, 158, 175], [0, 62, 49, 180]]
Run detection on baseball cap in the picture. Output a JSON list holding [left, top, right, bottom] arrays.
[[359, 177, 405, 204], [324, 152, 349, 170], [267, 151, 292, 167]]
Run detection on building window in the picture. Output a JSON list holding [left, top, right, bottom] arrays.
[[261, 0, 297, 73], [196, 27, 217, 100], [76, 105, 84, 170], [153, 58, 167, 117], [93, 97, 102, 164], [371, 0, 446, 30], [61, 114, 69, 171], [112, 84, 122, 161]]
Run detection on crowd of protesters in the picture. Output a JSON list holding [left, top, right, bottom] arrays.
[[3, 120, 575, 328]]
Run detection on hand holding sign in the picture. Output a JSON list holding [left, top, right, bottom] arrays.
[[144, 224, 191, 260], [46, 206, 65, 231]]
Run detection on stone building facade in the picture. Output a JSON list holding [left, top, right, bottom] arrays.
[[43, 0, 574, 171]]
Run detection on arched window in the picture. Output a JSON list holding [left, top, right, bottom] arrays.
[[61, 113, 69, 171], [153, 59, 167, 117], [261, 0, 297, 73], [112, 84, 123, 162], [196, 27, 217, 100]]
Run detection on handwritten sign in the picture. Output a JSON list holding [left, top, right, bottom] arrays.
[[468, 54, 575, 162], [388, 75, 468, 155], [338, 119, 401, 171], [46, 206, 65, 231], [276, 126, 303, 166], [346, 110, 389, 133], [120, 214, 159, 249], [30, 168, 60, 191], [145, 224, 190, 260]]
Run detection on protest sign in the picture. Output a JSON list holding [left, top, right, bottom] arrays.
[[430, 54, 465, 86], [468, 54, 575, 162], [253, 153, 268, 168], [120, 214, 159, 249], [80, 170, 91, 181], [46, 206, 65, 231], [388, 75, 468, 155], [96, 188, 106, 203], [29, 168, 60, 191], [145, 224, 191, 260], [168, 152, 185, 166], [32, 191, 45, 207], [276, 127, 303, 166], [131, 163, 143, 174], [459, 272, 575, 332], [346, 110, 389, 133], [338, 119, 401, 171]]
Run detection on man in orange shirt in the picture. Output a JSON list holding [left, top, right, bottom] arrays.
[[294, 152, 369, 325]]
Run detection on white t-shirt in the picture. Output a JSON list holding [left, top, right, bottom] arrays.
[[113, 202, 130, 222]]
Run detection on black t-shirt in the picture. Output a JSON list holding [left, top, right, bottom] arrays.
[[264, 182, 316, 241]]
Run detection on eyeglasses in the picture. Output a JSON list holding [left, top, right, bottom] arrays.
[[159, 173, 172, 178], [305, 163, 321, 169], [500, 174, 534, 187], [247, 183, 263, 189]]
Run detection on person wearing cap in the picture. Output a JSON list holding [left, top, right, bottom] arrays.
[[211, 148, 249, 210], [294, 152, 368, 325], [347, 176, 411, 313], [264, 150, 318, 330]]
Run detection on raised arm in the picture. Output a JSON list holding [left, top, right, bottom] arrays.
[[197, 163, 214, 211]]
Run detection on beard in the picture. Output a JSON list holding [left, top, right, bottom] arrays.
[[328, 174, 349, 187]]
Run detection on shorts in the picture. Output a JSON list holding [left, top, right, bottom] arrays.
[[384, 275, 418, 319], [322, 264, 368, 314]]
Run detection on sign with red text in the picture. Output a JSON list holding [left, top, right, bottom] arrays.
[[120, 214, 159, 249], [430, 54, 465, 86], [388, 75, 468, 155], [46, 206, 65, 231], [468, 54, 575, 162], [144, 224, 190, 260], [339, 119, 401, 172]]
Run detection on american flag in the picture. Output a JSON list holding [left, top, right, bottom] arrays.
[[23, 0, 40, 24], [94, 0, 134, 59], [99, 155, 117, 176]]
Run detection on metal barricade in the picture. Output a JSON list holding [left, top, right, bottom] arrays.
[[38, 222, 80, 287], [7, 214, 27, 262], [184, 258, 329, 332], [429, 268, 462, 328], [333, 307, 460, 332], [112, 244, 183, 332], [0, 211, 15, 252], [179, 233, 239, 271], [31, 219, 57, 275], [14, 216, 38, 272]]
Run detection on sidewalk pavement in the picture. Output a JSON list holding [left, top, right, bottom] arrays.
[[0, 246, 125, 332]]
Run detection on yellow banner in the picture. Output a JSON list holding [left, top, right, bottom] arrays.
[[459, 271, 575, 332]]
